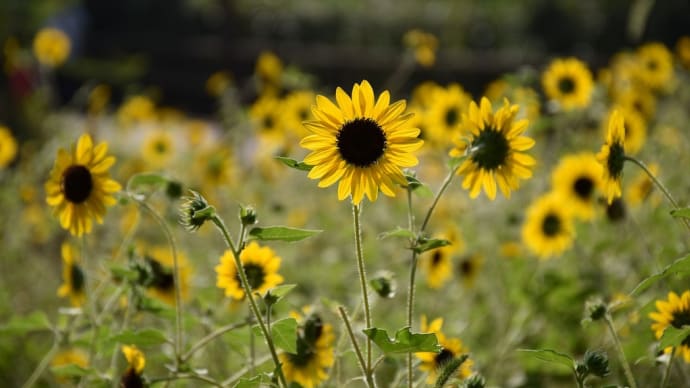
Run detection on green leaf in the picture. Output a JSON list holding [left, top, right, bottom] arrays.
[[447, 156, 467, 170], [234, 375, 263, 388], [363, 327, 442, 354], [126, 173, 169, 200], [275, 156, 313, 171], [378, 227, 415, 240], [670, 208, 690, 220], [249, 226, 321, 242], [109, 264, 139, 281], [659, 326, 690, 349], [264, 284, 297, 306], [517, 349, 574, 370], [629, 254, 690, 296], [404, 174, 433, 197], [253, 318, 298, 354], [0, 311, 51, 334], [50, 363, 93, 378], [106, 329, 170, 347], [413, 238, 451, 254]]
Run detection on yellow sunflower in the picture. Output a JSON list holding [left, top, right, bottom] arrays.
[[423, 83, 472, 148], [141, 129, 174, 169], [0, 126, 18, 168], [282, 90, 316, 138], [626, 162, 659, 207], [121, 345, 146, 387], [449, 97, 536, 200], [33, 27, 70, 68], [410, 81, 443, 110], [403, 29, 439, 67], [215, 241, 284, 300], [541, 57, 594, 110], [484, 81, 541, 122], [117, 95, 156, 127], [457, 253, 483, 289], [87, 84, 111, 116], [206, 70, 233, 97], [142, 245, 191, 305], [602, 106, 646, 155], [521, 192, 575, 259], [194, 146, 237, 193], [280, 309, 335, 388], [255, 51, 283, 95], [57, 242, 86, 307], [635, 42, 674, 91], [51, 348, 88, 383], [300, 80, 423, 205], [596, 110, 626, 204], [422, 225, 463, 289], [250, 95, 286, 147], [614, 85, 656, 121], [676, 36, 690, 69], [416, 316, 473, 385], [45, 134, 121, 236], [551, 152, 603, 220], [649, 291, 690, 363]]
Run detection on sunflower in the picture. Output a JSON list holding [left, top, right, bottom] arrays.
[[255, 51, 283, 95], [51, 348, 88, 383], [416, 316, 473, 385], [206, 70, 233, 97], [422, 225, 463, 289], [602, 106, 646, 155], [649, 291, 690, 363], [121, 345, 146, 388], [521, 192, 575, 259], [0, 126, 18, 168], [449, 97, 536, 200], [216, 241, 284, 300], [194, 146, 237, 195], [403, 29, 439, 67], [423, 83, 472, 148], [596, 110, 626, 204], [141, 129, 174, 168], [33, 27, 70, 67], [117, 95, 156, 127], [541, 57, 594, 111], [457, 253, 483, 289], [57, 242, 86, 307], [45, 134, 121, 236], [142, 245, 191, 305], [551, 152, 603, 220], [635, 42, 674, 91], [614, 85, 656, 121], [485, 81, 541, 122], [300, 80, 423, 205], [250, 95, 286, 147], [282, 90, 316, 138], [279, 309, 335, 388], [677, 36, 690, 69], [626, 163, 659, 207]]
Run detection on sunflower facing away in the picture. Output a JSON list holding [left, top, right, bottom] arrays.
[[649, 291, 690, 363], [596, 110, 626, 204], [216, 241, 284, 300], [57, 242, 86, 307], [551, 152, 603, 220], [541, 57, 594, 111], [602, 107, 646, 155], [416, 316, 474, 385], [449, 97, 536, 200], [300, 80, 423, 205], [45, 134, 122, 236], [521, 192, 575, 259]]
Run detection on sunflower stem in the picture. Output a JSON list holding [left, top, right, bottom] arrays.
[[604, 312, 637, 388], [182, 321, 248, 363], [420, 168, 458, 233], [624, 156, 690, 232], [211, 215, 288, 388], [661, 347, 675, 388], [338, 306, 377, 388], [22, 336, 59, 388], [352, 204, 373, 374]]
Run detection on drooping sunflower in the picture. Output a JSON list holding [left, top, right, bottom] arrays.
[[216, 241, 284, 300], [279, 308, 336, 388], [596, 110, 626, 204], [423, 83, 472, 148], [33, 27, 71, 68], [649, 291, 690, 363], [0, 126, 18, 168], [142, 245, 191, 305], [602, 107, 646, 155], [57, 242, 86, 307], [45, 134, 121, 236], [635, 42, 674, 91], [449, 97, 536, 200], [300, 80, 423, 205], [541, 57, 594, 111], [521, 192, 575, 259], [551, 152, 603, 220], [121, 345, 146, 388], [626, 162, 659, 207], [141, 129, 174, 169], [422, 225, 464, 289], [416, 316, 474, 384]]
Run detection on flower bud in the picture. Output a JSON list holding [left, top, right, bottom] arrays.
[[179, 190, 215, 232]]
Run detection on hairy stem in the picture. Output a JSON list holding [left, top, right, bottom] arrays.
[[352, 204, 372, 372], [338, 306, 376, 388], [604, 312, 637, 388]]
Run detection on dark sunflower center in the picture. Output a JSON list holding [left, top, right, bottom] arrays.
[[670, 309, 690, 329], [460, 258, 473, 276], [542, 213, 561, 237], [287, 336, 316, 367], [607, 142, 626, 179], [147, 257, 175, 291], [238, 264, 266, 290], [263, 115, 275, 131], [336, 118, 387, 168], [155, 141, 167, 154], [471, 128, 510, 170], [62, 165, 94, 204], [606, 198, 626, 221], [208, 156, 223, 178], [444, 107, 459, 127], [558, 77, 576, 94], [647, 60, 658, 71], [431, 251, 443, 266], [120, 368, 144, 388], [573, 177, 594, 200], [298, 108, 309, 121], [70, 264, 85, 292], [434, 348, 455, 368]]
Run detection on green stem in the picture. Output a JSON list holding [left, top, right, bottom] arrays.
[[182, 321, 248, 362], [222, 354, 272, 386], [661, 347, 675, 388], [22, 337, 59, 388], [604, 312, 637, 388], [338, 306, 377, 388], [149, 373, 224, 387], [211, 216, 288, 388], [352, 204, 373, 373], [420, 168, 457, 233]]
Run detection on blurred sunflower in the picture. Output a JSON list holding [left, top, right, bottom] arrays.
[[551, 152, 603, 220], [142, 245, 191, 305], [87, 84, 111, 116], [57, 242, 86, 307], [51, 348, 88, 383], [626, 162, 659, 207], [423, 83, 472, 148], [635, 42, 674, 91], [205, 70, 233, 97], [45, 134, 121, 236], [416, 316, 473, 384], [216, 241, 284, 300], [250, 95, 286, 146], [449, 97, 536, 200], [422, 225, 463, 289], [596, 110, 626, 204], [282, 90, 315, 138], [194, 146, 236, 195], [255, 51, 283, 95], [614, 86, 656, 121], [541, 57, 594, 110], [457, 253, 483, 289], [485, 81, 541, 122], [649, 291, 690, 363], [121, 345, 146, 388], [521, 192, 575, 259], [141, 129, 174, 169], [676, 36, 690, 68], [0, 126, 18, 168], [117, 95, 156, 127], [403, 29, 439, 67], [33, 27, 70, 67], [280, 309, 335, 388], [410, 81, 443, 110], [602, 107, 646, 155], [300, 80, 423, 205]]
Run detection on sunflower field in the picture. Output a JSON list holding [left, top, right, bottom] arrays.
[[4, 1, 690, 387]]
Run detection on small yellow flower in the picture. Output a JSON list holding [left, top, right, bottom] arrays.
[[626, 162, 659, 207], [424, 83, 472, 148], [33, 28, 70, 67], [403, 29, 439, 67], [51, 348, 88, 383], [422, 225, 463, 289], [541, 57, 594, 110], [0, 126, 18, 168], [57, 242, 86, 307], [88, 84, 111, 116], [255, 51, 283, 94], [117, 95, 156, 127], [141, 245, 192, 305], [416, 316, 474, 384], [141, 129, 174, 169], [216, 241, 284, 300], [521, 192, 575, 259], [206, 70, 233, 97]]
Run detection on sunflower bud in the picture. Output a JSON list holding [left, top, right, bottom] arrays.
[[239, 204, 258, 226], [179, 190, 215, 232], [464, 373, 486, 388], [585, 298, 607, 321], [165, 180, 183, 199], [370, 271, 396, 298], [583, 349, 610, 378]]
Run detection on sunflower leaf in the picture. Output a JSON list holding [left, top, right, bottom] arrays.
[[378, 227, 415, 240], [363, 327, 441, 354], [264, 284, 297, 307], [106, 328, 170, 347], [109, 264, 139, 282], [629, 254, 690, 296], [0, 311, 51, 334], [659, 325, 690, 349], [50, 363, 94, 378], [413, 238, 451, 254], [404, 173, 433, 197], [517, 349, 575, 371], [670, 208, 690, 219], [275, 156, 313, 171], [252, 318, 298, 354], [249, 226, 321, 242], [126, 173, 169, 200], [234, 375, 264, 388]]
